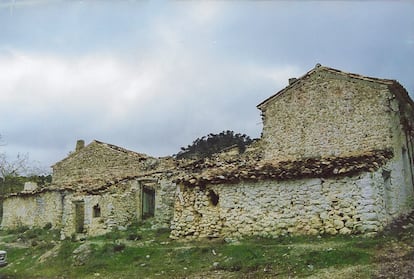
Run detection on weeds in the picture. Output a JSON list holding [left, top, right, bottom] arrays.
[[0, 224, 406, 279]]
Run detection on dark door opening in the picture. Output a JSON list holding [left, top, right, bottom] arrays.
[[93, 204, 101, 218], [74, 201, 85, 233], [142, 187, 155, 219]]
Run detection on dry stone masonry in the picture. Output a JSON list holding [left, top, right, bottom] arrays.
[[1, 191, 63, 229], [171, 161, 406, 239], [1, 64, 413, 241], [172, 65, 414, 239], [1, 140, 180, 239], [257, 66, 399, 162]]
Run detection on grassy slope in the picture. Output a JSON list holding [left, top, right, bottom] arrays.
[[0, 218, 412, 279]]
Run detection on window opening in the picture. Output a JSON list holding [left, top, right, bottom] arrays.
[[93, 204, 101, 218], [208, 190, 219, 206]]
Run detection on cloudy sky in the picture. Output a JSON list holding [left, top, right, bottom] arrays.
[[0, 0, 413, 172]]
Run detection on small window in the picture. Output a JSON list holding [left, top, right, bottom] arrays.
[[93, 204, 101, 218], [208, 190, 219, 206]]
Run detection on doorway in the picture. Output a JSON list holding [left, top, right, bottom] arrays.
[[142, 187, 155, 219], [74, 201, 85, 233]]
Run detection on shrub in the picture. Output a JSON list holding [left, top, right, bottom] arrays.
[[24, 228, 43, 239], [16, 225, 30, 234], [113, 242, 126, 252], [127, 233, 142, 241], [101, 242, 126, 254], [43, 222, 53, 230], [155, 227, 171, 236]]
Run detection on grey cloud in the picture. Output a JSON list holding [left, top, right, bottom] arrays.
[[0, 1, 413, 169]]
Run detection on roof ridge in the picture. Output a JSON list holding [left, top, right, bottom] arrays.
[[321, 66, 395, 84], [257, 64, 400, 109], [92, 139, 150, 158]]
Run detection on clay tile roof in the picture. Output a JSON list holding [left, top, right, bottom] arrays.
[[176, 149, 393, 187], [92, 140, 149, 158], [51, 140, 150, 168]]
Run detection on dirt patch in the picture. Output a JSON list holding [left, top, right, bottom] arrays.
[[372, 210, 414, 279], [372, 242, 414, 279]]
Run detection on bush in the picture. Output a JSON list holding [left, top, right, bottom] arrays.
[[176, 130, 253, 159], [24, 228, 43, 239], [113, 242, 126, 252], [155, 227, 171, 236], [127, 233, 142, 241], [101, 242, 126, 254], [43, 222, 53, 230], [16, 225, 30, 234], [103, 229, 122, 241]]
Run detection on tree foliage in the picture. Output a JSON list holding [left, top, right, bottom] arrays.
[[177, 130, 253, 159], [0, 174, 52, 196], [0, 152, 52, 195]]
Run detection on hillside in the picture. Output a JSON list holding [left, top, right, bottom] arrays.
[[0, 210, 413, 278]]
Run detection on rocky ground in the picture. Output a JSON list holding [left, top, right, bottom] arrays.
[[1, 210, 413, 278], [372, 210, 414, 279], [194, 210, 414, 279]]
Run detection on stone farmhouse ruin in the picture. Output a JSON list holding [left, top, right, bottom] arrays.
[[1, 64, 413, 240], [1, 140, 179, 239]]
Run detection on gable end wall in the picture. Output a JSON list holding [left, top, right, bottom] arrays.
[[260, 72, 394, 161]]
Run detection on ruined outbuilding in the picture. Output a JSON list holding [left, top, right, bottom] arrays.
[[1, 140, 179, 239], [1, 64, 413, 240], [170, 65, 414, 239]]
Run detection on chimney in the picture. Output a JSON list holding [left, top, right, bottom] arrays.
[[76, 140, 85, 152], [288, 78, 297, 85]]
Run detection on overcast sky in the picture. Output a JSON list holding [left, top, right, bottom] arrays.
[[0, 0, 413, 172]]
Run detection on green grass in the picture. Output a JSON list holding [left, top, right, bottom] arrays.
[[0, 224, 400, 279]]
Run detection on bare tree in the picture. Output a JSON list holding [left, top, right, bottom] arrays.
[[0, 153, 32, 180], [0, 134, 49, 179], [0, 135, 52, 195]]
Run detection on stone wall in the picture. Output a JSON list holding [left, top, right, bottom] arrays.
[[170, 158, 414, 239], [1, 191, 63, 229], [52, 141, 174, 190], [60, 180, 139, 238], [153, 177, 177, 228], [49, 140, 178, 238], [59, 175, 177, 239], [0, 172, 177, 239], [386, 88, 414, 216], [259, 69, 394, 161], [3, 67, 411, 241]]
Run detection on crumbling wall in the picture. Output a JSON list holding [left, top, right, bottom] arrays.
[[259, 70, 394, 161], [1, 191, 63, 229], [60, 181, 139, 239], [171, 162, 411, 239], [153, 177, 177, 228], [385, 92, 414, 216], [59, 176, 177, 239]]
